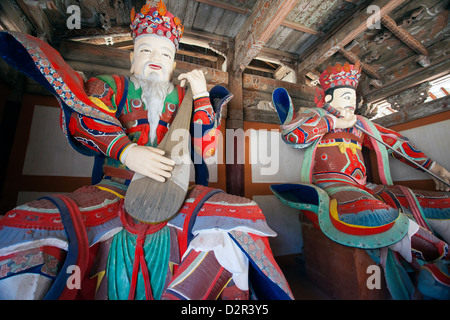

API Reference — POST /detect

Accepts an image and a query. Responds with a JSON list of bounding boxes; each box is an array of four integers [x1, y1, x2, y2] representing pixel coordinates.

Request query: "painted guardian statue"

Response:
[[0, 1, 293, 300], [271, 62, 450, 300]]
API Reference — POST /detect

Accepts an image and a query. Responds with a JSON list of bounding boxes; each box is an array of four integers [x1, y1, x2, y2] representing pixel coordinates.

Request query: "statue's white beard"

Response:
[[131, 73, 174, 145]]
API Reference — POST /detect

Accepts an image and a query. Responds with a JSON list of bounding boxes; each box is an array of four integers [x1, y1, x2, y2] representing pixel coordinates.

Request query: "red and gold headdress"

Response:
[[315, 62, 362, 108], [130, 0, 184, 51], [319, 61, 362, 92]]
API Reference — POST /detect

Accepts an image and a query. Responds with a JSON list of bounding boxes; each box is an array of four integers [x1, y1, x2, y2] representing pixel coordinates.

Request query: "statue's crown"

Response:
[[319, 62, 362, 92], [130, 0, 184, 51]]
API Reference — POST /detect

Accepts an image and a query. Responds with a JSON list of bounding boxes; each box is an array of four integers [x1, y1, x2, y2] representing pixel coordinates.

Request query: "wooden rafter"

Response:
[[297, 0, 407, 77], [15, 0, 53, 40], [58, 40, 131, 69], [233, 0, 297, 75], [183, 28, 232, 45], [0, 0, 34, 34], [258, 47, 298, 67], [177, 49, 218, 62], [339, 48, 381, 79], [246, 64, 274, 74], [193, 0, 320, 36], [381, 15, 429, 57], [194, 0, 252, 15], [279, 20, 323, 37], [374, 95, 450, 128], [364, 58, 450, 104]]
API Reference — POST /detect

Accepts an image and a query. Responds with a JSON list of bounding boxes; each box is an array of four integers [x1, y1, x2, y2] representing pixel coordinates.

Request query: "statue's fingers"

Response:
[[155, 154, 176, 166], [155, 162, 174, 173], [154, 167, 172, 179], [148, 147, 165, 155], [143, 170, 166, 183]]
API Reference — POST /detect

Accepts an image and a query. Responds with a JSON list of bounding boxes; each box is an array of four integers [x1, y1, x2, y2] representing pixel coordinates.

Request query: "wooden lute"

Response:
[[124, 87, 193, 223]]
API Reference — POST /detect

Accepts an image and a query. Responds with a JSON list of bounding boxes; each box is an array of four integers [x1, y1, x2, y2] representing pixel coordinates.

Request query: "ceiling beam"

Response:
[[279, 20, 323, 37], [339, 48, 381, 79], [233, 0, 297, 76], [193, 0, 251, 15], [183, 28, 232, 46], [297, 0, 407, 76], [54, 26, 130, 41], [58, 40, 131, 69], [381, 15, 429, 56], [258, 46, 298, 67], [177, 49, 219, 62], [0, 0, 34, 34], [15, 0, 53, 41], [245, 64, 274, 74], [364, 57, 450, 104], [373, 95, 450, 128], [194, 0, 320, 36]]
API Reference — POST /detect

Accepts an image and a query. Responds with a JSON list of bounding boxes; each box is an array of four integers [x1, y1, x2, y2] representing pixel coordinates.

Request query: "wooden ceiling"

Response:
[[0, 0, 449, 121]]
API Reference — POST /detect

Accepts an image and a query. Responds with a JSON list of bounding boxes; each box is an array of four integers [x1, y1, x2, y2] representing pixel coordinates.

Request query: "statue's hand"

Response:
[[430, 162, 450, 192], [178, 69, 207, 97], [333, 108, 357, 129], [123, 145, 175, 182]]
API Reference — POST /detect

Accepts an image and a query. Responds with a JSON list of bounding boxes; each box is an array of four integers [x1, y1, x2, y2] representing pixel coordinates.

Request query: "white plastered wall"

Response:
[[249, 129, 304, 256], [388, 119, 450, 183]]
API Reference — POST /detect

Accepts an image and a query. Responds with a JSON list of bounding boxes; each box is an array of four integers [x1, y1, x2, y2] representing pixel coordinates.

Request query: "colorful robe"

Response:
[[274, 89, 449, 251], [0, 31, 293, 300], [272, 87, 449, 299]]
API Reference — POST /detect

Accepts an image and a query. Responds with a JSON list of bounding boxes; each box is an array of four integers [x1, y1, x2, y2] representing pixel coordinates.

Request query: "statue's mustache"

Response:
[[142, 62, 167, 78]]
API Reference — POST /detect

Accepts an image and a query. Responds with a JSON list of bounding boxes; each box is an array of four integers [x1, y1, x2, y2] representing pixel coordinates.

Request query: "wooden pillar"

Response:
[[225, 70, 245, 197], [224, 0, 297, 196]]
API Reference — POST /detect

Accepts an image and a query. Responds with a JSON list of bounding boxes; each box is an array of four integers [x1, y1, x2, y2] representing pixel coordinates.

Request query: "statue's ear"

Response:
[[325, 94, 332, 103]]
